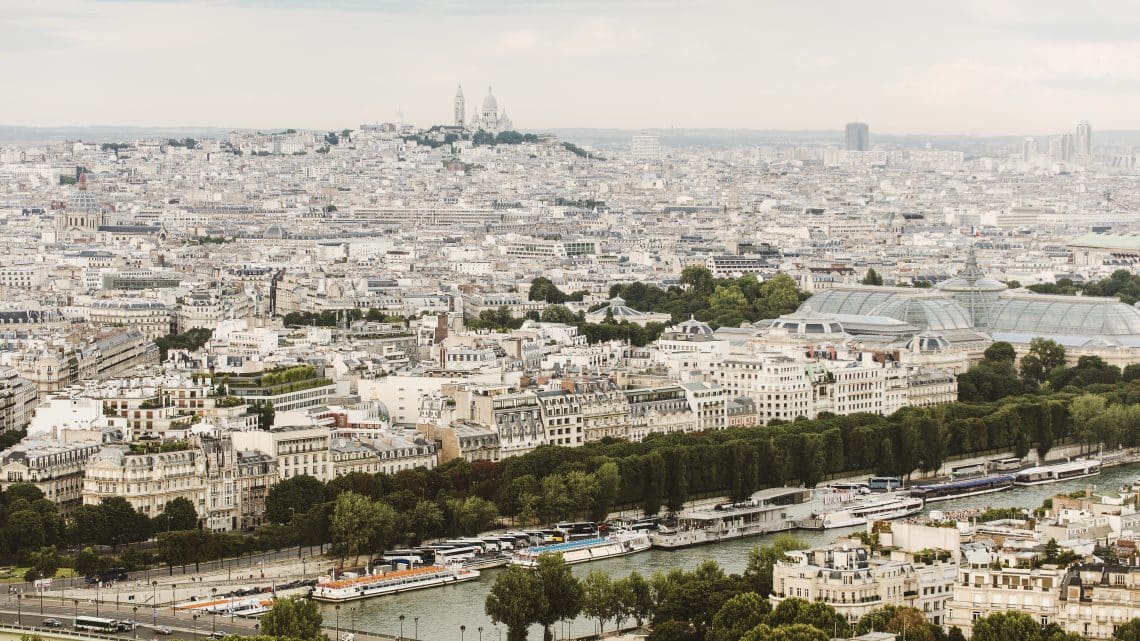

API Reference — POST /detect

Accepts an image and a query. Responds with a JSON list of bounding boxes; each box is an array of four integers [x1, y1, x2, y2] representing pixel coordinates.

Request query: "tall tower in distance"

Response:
[[845, 122, 870, 151], [454, 85, 465, 127], [1076, 120, 1092, 156]]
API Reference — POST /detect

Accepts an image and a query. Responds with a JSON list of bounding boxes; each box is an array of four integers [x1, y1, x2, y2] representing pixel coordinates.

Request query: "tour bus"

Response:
[[555, 522, 599, 540], [867, 476, 903, 491], [949, 462, 987, 479], [990, 457, 1023, 472], [74, 616, 126, 633], [435, 546, 482, 565]]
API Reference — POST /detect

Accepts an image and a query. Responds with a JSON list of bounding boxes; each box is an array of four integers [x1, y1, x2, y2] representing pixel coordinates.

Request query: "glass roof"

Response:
[[988, 293, 1140, 336]]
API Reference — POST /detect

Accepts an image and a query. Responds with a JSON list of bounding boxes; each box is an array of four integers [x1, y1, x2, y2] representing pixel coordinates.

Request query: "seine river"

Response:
[[324, 463, 1139, 641]]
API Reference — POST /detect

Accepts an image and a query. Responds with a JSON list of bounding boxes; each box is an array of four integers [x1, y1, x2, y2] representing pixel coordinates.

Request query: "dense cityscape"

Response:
[[8, 3, 1140, 641]]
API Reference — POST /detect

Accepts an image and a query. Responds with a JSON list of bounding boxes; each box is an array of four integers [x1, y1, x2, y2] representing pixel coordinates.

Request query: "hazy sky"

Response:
[[2, 0, 1139, 135]]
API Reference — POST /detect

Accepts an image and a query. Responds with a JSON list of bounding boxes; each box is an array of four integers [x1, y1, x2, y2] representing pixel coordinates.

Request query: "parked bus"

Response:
[[74, 616, 125, 633], [949, 462, 986, 478], [990, 457, 1023, 472], [867, 476, 903, 491], [435, 546, 482, 565], [556, 522, 599, 540]]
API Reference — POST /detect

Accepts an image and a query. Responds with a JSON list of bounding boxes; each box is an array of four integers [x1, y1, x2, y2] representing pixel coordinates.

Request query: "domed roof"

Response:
[[937, 247, 1006, 293], [263, 224, 287, 239], [989, 291, 1140, 336], [482, 87, 498, 112], [674, 316, 714, 337], [69, 189, 98, 213], [868, 294, 974, 332], [905, 332, 952, 353], [769, 304, 846, 335]]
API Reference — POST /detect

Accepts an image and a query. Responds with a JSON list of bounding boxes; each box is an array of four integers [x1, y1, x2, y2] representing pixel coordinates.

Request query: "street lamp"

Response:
[[335, 605, 341, 641], [211, 588, 218, 634], [152, 581, 159, 626], [414, 616, 419, 640], [350, 608, 356, 632], [96, 581, 101, 616], [193, 614, 200, 641], [73, 599, 78, 623], [461, 624, 466, 641], [15, 593, 21, 627], [479, 626, 483, 641], [133, 606, 139, 639], [171, 584, 178, 617], [399, 614, 405, 640]]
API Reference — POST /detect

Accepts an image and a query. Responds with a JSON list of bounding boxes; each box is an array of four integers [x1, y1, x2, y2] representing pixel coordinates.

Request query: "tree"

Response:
[[486, 566, 547, 641], [97, 497, 150, 548], [582, 570, 617, 633], [74, 547, 100, 577], [971, 612, 1043, 641], [534, 554, 584, 641], [407, 500, 444, 544], [709, 592, 770, 641], [330, 491, 382, 566], [615, 571, 654, 628], [742, 624, 829, 641], [983, 342, 1017, 364], [265, 475, 326, 524], [1114, 618, 1140, 641], [681, 266, 715, 296], [31, 546, 61, 579], [153, 497, 199, 532], [758, 274, 802, 318], [856, 606, 933, 641], [592, 461, 621, 521], [260, 596, 323, 641], [1021, 338, 1066, 383], [862, 268, 883, 286], [453, 496, 499, 535]]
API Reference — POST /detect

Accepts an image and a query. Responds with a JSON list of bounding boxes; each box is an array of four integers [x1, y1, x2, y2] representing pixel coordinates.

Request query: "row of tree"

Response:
[[281, 308, 406, 328], [609, 268, 804, 328], [1028, 269, 1140, 305]]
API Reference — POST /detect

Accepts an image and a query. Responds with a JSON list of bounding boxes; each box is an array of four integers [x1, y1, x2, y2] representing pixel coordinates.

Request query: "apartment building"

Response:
[[0, 440, 102, 506], [773, 535, 958, 626], [624, 385, 696, 441], [231, 424, 331, 481]]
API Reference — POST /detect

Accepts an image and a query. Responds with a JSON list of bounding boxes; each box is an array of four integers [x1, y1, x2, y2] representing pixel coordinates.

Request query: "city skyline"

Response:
[[3, 0, 1140, 134]]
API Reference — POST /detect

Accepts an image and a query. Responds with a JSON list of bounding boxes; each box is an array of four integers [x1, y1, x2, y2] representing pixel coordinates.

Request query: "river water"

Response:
[[325, 464, 1139, 641]]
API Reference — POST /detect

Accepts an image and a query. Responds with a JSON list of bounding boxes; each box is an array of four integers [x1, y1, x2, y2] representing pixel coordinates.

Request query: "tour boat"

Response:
[[801, 494, 924, 530], [509, 530, 650, 567], [311, 565, 480, 602], [649, 487, 813, 549], [908, 474, 1015, 503], [1013, 460, 1101, 486]]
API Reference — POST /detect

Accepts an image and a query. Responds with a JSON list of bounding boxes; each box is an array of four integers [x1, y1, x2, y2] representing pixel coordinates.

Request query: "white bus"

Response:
[[74, 616, 125, 633]]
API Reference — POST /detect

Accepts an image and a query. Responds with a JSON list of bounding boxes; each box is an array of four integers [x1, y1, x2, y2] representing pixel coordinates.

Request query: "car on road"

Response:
[[154, 626, 172, 635], [209, 632, 227, 638], [42, 618, 62, 628]]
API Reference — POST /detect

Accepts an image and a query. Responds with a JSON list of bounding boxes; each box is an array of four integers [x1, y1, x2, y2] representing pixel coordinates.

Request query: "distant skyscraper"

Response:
[[845, 122, 870, 151], [454, 85, 465, 127], [1023, 137, 1037, 162], [631, 134, 662, 160], [1076, 120, 1092, 156], [1061, 133, 1074, 161]]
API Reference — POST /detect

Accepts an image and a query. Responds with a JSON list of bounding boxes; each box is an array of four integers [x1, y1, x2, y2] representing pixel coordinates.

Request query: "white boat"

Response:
[[311, 565, 480, 602], [1013, 460, 1101, 486], [802, 494, 924, 529], [509, 531, 650, 567], [650, 487, 813, 549]]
